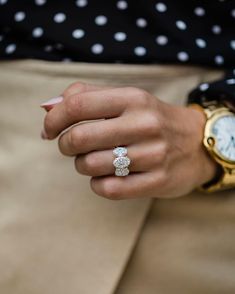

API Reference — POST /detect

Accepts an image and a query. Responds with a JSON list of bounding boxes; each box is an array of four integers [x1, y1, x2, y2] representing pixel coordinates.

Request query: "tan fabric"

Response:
[[0, 60, 233, 294], [115, 192, 235, 294]]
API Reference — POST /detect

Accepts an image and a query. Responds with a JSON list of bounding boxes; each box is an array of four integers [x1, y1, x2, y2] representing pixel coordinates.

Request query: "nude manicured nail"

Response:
[[40, 96, 63, 111]]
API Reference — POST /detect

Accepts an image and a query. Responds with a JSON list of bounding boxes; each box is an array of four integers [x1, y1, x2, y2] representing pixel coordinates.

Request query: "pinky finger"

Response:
[[90, 171, 159, 200]]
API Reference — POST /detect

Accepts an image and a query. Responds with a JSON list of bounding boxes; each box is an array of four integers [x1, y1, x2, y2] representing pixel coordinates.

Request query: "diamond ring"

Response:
[[113, 147, 131, 177]]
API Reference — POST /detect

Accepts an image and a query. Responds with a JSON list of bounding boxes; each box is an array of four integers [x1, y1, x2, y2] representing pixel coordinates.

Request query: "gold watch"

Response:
[[188, 100, 235, 193]]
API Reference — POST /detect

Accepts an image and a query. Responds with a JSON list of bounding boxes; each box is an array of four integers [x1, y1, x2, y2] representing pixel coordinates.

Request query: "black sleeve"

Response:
[[187, 69, 235, 107]]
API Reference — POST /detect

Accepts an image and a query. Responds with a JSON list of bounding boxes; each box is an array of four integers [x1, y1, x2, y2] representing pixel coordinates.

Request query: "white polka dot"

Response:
[[0, 35, 4, 42], [226, 78, 235, 85], [155, 35, 168, 45], [134, 46, 147, 56], [214, 55, 224, 65], [76, 0, 88, 7], [14, 11, 26, 22], [32, 27, 44, 38], [231, 9, 235, 18], [212, 25, 221, 34], [95, 15, 108, 26], [176, 20, 187, 30], [195, 38, 206, 48], [199, 83, 209, 91], [194, 7, 205, 16], [35, 0, 46, 5], [91, 43, 104, 54], [0, 0, 8, 4], [55, 43, 64, 50], [177, 51, 189, 62], [230, 40, 235, 50], [5, 44, 16, 54], [54, 13, 66, 23], [72, 29, 85, 39], [155, 2, 167, 12], [44, 45, 53, 52], [117, 1, 128, 10], [136, 18, 147, 28], [114, 32, 127, 41], [63, 57, 73, 63]]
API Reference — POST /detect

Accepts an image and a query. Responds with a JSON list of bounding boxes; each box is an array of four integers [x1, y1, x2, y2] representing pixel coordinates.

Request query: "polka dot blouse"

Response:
[[0, 0, 235, 106]]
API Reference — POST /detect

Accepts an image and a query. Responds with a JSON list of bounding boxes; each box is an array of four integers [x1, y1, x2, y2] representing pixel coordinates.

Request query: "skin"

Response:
[[41, 82, 219, 200]]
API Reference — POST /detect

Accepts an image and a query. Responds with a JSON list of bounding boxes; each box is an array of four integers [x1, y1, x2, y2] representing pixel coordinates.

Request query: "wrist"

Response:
[[187, 106, 222, 188]]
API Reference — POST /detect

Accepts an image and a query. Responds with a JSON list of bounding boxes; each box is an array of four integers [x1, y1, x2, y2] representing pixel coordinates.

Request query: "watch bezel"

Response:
[[203, 109, 235, 168]]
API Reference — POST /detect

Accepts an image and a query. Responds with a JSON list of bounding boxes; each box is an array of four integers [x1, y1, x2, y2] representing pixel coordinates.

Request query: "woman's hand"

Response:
[[41, 82, 219, 200]]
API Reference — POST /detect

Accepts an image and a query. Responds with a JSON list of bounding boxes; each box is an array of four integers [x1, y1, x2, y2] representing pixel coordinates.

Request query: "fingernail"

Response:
[[41, 128, 49, 140], [40, 96, 63, 111]]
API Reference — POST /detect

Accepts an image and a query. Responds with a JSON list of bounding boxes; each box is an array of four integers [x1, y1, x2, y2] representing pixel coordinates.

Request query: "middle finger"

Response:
[[58, 114, 151, 156]]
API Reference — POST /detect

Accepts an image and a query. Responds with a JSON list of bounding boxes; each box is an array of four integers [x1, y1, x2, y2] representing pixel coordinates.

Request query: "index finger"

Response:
[[41, 81, 112, 111], [44, 87, 131, 139]]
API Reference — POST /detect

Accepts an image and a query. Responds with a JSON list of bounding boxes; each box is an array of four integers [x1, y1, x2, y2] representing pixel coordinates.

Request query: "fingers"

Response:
[[74, 141, 166, 177], [44, 87, 132, 139], [57, 113, 160, 156], [90, 171, 157, 200], [58, 116, 135, 155]]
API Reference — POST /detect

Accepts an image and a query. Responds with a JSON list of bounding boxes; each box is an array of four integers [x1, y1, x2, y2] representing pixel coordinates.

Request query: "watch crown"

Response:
[[207, 137, 215, 147]]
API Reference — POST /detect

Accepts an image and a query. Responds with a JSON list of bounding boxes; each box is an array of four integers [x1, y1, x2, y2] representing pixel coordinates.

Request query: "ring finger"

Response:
[[74, 141, 164, 176]]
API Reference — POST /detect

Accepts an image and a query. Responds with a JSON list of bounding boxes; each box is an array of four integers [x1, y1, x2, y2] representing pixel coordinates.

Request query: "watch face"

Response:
[[211, 115, 235, 162]]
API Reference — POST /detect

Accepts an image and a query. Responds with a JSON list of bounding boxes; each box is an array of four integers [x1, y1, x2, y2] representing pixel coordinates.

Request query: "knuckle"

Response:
[[126, 87, 149, 105], [78, 131, 90, 148], [157, 142, 169, 162], [102, 180, 122, 200], [68, 128, 83, 151], [155, 170, 168, 188], [152, 112, 164, 133], [65, 94, 84, 118], [63, 81, 87, 97], [69, 127, 89, 153], [124, 86, 149, 106], [147, 114, 159, 134], [83, 154, 99, 173], [138, 113, 161, 136]]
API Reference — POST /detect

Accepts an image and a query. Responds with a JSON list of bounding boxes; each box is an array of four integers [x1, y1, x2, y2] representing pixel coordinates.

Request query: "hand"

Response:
[[41, 82, 219, 200]]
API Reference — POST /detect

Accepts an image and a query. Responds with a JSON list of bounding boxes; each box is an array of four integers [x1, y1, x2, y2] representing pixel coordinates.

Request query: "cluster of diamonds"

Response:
[[113, 156, 130, 168], [113, 147, 128, 157], [113, 147, 130, 177], [115, 168, 130, 177]]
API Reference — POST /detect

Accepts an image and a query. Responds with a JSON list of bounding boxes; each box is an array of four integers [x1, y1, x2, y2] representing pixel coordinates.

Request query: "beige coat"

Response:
[[0, 60, 234, 294]]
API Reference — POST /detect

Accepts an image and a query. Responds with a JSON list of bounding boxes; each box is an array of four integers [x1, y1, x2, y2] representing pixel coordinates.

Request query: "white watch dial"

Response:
[[212, 115, 235, 162]]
